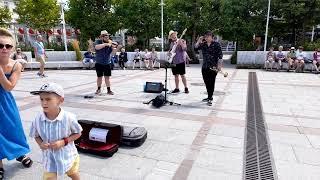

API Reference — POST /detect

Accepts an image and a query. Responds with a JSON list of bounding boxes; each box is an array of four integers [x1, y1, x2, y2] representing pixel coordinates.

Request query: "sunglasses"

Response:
[[0, 43, 13, 49]]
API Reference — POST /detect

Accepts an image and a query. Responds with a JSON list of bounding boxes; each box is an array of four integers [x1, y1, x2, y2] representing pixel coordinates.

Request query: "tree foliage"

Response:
[[67, 0, 320, 49], [113, 0, 161, 48], [0, 6, 12, 27], [15, 0, 60, 31], [66, 0, 119, 41]]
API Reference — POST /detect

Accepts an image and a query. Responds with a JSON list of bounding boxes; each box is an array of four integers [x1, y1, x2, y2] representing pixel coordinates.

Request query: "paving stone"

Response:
[[187, 166, 241, 180], [7, 65, 320, 179]]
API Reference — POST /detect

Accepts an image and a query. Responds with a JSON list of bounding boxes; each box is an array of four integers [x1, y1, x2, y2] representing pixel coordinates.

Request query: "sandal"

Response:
[[16, 155, 33, 168], [0, 167, 4, 180]]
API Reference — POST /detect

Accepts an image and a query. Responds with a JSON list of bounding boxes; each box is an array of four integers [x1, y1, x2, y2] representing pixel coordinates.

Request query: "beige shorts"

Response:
[[36, 56, 46, 65], [43, 155, 80, 180]]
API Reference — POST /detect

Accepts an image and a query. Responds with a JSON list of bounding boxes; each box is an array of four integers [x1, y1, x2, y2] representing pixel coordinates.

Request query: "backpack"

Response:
[[152, 94, 165, 108]]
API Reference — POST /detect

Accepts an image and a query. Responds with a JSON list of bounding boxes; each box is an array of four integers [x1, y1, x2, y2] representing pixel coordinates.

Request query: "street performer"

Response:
[[168, 30, 189, 94], [194, 31, 223, 106], [94, 30, 114, 95]]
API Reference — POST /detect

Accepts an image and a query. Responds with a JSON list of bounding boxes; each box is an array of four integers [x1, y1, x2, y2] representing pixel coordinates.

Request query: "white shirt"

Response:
[[296, 51, 306, 60], [29, 109, 82, 175]]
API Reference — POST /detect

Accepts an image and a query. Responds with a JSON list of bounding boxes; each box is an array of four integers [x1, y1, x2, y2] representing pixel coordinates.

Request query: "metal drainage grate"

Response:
[[243, 72, 277, 180]]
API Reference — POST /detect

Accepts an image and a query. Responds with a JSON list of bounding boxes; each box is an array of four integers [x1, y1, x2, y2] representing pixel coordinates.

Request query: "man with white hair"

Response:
[[295, 46, 306, 72], [275, 46, 285, 71]]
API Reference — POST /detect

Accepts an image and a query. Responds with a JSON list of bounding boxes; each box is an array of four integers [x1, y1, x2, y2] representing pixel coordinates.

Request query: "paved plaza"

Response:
[[3, 62, 320, 180]]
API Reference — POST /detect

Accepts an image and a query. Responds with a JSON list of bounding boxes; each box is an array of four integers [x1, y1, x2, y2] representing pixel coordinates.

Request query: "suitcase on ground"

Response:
[[121, 126, 147, 147], [75, 120, 122, 157]]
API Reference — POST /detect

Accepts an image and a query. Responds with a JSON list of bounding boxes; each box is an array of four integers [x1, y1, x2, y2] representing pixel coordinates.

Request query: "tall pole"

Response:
[[160, 0, 164, 52], [264, 0, 271, 52], [60, 2, 68, 52], [311, 26, 315, 42]]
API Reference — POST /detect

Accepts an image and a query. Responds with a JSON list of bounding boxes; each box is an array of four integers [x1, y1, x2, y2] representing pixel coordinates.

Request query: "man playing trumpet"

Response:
[[194, 31, 223, 106]]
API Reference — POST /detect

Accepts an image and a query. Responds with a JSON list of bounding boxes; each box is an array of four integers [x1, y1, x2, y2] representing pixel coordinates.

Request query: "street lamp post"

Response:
[[160, 0, 164, 52], [264, 0, 271, 52], [60, 2, 68, 52]]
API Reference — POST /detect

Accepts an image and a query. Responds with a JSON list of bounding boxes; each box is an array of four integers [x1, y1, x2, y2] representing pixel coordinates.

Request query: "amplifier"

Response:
[[144, 82, 163, 93]]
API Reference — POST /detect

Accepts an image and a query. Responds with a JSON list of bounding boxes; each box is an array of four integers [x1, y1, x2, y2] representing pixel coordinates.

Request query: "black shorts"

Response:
[[95, 63, 111, 77], [172, 62, 186, 75]]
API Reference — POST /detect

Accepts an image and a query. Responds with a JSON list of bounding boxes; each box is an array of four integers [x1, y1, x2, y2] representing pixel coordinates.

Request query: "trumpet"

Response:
[[210, 66, 228, 77]]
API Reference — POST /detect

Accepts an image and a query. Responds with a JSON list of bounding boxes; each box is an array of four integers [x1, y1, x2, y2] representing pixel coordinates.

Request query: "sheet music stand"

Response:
[[143, 58, 181, 106], [156, 59, 181, 106]]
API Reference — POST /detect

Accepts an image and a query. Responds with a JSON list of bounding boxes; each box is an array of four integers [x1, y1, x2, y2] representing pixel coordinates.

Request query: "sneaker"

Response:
[[184, 88, 189, 94], [202, 97, 212, 102], [41, 74, 47, 78], [95, 89, 101, 95], [207, 100, 212, 106], [107, 91, 114, 95], [171, 89, 180, 93], [202, 98, 210, 102]]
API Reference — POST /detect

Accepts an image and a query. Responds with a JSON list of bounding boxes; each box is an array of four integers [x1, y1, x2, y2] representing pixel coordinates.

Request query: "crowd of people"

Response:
[[264, 46, 320, 73], [0, 27, 224, 179]]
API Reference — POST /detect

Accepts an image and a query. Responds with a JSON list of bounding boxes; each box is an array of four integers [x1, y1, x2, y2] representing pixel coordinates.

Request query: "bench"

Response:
[[237, 51, 317, 72]]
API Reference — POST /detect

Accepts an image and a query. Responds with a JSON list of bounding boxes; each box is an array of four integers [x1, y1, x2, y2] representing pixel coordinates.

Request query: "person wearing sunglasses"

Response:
[[0, 28, 33, 180], [33, 35, 47, 77], [11, 48, 28, 72]]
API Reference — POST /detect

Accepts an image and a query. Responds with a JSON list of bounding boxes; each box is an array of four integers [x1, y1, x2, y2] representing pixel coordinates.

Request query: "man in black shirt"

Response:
[[194, 31, 223, 106]]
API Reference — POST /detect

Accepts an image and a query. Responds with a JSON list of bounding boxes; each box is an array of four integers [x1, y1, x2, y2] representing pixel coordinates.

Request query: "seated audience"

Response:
[[264, 47, 275, 71], [295, 46, 306, 72], [118, 47, 128, 70], [12, 48, 28, 71], [275, 46, 286, 71], [143, 49, 151, 69], [132, 48, 142, 69], [82, 48, 95, 69], [286, 47, 296, 72], [313, 48, 320, 73], [150, 48, 159, 69], [110, 41, 119, 70]]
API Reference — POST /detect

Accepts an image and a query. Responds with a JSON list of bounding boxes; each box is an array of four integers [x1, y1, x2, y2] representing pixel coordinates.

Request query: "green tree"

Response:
[[218, 0, 267, 50], [165, 0, 221, 45], [66, 0, 119, 48], [113, 0, 161, 49], [15, 0, 60, 31], [0, 6, 12, 27], [272, 0, 320, 45]]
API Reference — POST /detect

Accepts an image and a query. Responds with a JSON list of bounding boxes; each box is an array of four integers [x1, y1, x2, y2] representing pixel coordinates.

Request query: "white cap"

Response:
[[30, 82, 64, 98]]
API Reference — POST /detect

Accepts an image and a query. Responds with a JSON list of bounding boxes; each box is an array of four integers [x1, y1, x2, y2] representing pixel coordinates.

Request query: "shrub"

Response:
[[231, 51, 237, 64], [71, 40, 82, 61], [303, 40, 320, 51]]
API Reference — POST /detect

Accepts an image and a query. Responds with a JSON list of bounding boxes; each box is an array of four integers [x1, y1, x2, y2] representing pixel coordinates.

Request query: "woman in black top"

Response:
[[194, 31, 223, 106]]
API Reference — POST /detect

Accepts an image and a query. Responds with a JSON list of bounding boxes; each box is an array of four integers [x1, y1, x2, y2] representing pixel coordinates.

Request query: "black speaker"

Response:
[[144, 82, 163, 93]]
